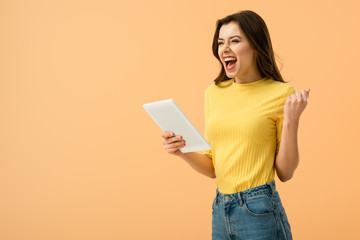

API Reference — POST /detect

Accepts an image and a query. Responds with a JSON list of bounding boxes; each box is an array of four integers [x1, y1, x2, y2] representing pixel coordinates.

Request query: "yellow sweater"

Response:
[[203, 77, 296, 194]]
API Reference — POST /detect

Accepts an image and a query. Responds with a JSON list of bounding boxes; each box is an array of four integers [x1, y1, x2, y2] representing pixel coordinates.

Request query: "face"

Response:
[[217, 22, 257, 79]]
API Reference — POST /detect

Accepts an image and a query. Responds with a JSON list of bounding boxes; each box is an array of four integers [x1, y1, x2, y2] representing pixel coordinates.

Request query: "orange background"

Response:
[[1, 0, 359, 239]]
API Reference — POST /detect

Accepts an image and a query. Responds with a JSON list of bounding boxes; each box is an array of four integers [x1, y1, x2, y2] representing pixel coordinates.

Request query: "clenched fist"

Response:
[[284, 89, 310, 123]]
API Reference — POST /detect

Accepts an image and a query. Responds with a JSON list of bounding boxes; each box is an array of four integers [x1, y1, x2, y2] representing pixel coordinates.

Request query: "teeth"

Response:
[[224, 57, 236, 62]]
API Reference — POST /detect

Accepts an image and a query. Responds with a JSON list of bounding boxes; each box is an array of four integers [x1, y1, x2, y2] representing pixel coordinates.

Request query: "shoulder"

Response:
[[205, 83, 215, 91], [284, 82, 297, 95], [204, 82, 216, 96], [205, 79, 232, 93], [268, 79, 297, 96]]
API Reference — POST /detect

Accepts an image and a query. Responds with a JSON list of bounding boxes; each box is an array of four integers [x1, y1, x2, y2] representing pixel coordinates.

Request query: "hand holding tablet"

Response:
[[142, 99, 212, 153], [161, 131, 186, 156]]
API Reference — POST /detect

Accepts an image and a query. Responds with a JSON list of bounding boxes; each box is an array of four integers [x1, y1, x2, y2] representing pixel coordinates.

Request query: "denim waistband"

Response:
[[215, 180, 277, 205]]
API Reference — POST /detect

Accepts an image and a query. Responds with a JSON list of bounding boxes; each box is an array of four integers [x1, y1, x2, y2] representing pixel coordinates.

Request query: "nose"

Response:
[[223, 46, 231, 55], [223, 43, 231, 52]]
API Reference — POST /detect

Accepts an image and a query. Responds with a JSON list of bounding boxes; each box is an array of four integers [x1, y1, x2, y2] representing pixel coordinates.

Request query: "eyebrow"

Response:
[[218, 35, 241, 41]]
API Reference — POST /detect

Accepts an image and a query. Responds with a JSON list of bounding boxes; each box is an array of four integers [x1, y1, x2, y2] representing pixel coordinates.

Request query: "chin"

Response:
[[226, 75, 234, 79], [226, 72, 237, 78], [224, 65, 239, 78]]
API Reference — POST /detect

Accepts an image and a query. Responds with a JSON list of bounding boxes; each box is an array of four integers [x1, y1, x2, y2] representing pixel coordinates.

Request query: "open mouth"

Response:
[[225, 59, 237, 69]]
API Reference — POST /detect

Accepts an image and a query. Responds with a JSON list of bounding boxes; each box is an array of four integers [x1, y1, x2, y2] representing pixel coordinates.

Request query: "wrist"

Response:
[[176, 151, 185, 158], [283, 119, 299, 131], [284, 118, 299, 125]]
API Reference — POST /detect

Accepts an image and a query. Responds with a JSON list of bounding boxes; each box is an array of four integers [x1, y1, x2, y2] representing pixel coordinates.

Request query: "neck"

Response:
[[234, 69, 263, 84]]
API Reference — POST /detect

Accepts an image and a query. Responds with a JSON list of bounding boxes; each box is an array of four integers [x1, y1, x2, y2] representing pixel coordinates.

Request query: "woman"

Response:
[[161, 10, 309, 240]]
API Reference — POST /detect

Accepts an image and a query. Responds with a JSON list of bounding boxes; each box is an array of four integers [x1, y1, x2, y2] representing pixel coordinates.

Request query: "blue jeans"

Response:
[[212, 180, 292, 240]]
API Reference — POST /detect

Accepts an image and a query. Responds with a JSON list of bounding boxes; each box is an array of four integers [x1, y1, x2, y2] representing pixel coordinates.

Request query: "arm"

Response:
[[275, 120, 299, 182], [178, 152, 216, 179], [275, 88, 310, 182]]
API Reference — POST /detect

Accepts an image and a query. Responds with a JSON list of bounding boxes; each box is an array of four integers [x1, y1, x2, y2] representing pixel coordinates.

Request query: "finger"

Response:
[[172, 140, 185, 148], [286, 95, 292, 103], [299, 90, 308, 103], [166, 135, 182, 144], [295, 91, 303, 102], [165, 145, 179, 153], [291, 92, 298, 102], [167, 141, 185, 151], [162, 131, 174, 139], [303, 89, 310, 102], [167, 146, 182, 154]]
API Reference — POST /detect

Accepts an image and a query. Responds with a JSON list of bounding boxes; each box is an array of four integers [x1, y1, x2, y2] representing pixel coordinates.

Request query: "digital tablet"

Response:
[[142, 99, 211, 153]]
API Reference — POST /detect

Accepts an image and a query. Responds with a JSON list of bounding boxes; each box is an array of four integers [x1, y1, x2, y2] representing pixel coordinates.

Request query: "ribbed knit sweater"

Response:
[[203, 77, 296, 194]]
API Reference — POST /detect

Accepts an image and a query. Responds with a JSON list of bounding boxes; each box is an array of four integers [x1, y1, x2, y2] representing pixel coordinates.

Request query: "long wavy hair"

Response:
[[212, 10, 288, 85]]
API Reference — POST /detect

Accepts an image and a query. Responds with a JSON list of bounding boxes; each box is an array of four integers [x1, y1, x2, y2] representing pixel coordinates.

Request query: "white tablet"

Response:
[[142, 99, 211, 153]]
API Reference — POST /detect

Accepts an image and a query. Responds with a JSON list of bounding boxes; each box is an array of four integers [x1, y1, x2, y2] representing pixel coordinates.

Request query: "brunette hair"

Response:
[[212, 10, 288, 85]]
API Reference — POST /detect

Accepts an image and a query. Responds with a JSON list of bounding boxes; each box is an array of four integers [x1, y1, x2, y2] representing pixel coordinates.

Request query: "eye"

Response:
[[217, 40, 239, 45]]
